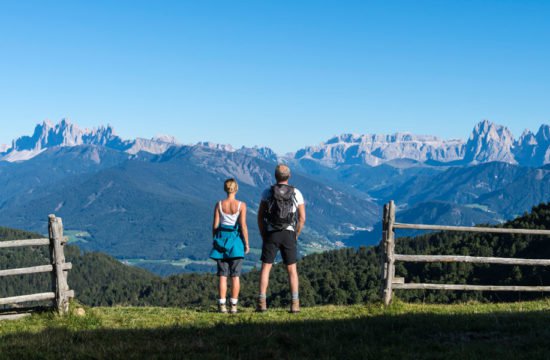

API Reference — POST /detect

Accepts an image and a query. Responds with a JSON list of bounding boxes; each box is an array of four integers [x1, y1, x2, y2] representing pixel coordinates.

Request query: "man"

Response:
[[257, 164, 306, 313]]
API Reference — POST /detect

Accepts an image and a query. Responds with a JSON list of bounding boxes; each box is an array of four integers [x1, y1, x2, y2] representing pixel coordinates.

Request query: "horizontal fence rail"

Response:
[[393, 222, 550, 236], [0, 215, 74, 319], [0, 263, 72, 278], [393, 254, 550, 266], [0, 292, 56, 306], [381, 201, 550, 306], [0, 238, 50, 249], [392, 284, 550, 292]]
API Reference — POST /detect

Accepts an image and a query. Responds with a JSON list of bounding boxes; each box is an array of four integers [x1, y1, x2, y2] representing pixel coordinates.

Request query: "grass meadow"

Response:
[[1, 300, 550, 359]]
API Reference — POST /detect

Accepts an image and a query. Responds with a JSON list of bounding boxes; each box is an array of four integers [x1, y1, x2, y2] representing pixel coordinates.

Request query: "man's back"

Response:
[[261, 185, 304, 232]]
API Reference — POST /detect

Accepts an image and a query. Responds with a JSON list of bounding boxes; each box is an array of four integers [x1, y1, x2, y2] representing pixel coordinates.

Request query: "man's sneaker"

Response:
[[218, 303, 228, 313], [290, 299, 300, 313], [256, 297, 267, 312], [230, 303, 238, 314]]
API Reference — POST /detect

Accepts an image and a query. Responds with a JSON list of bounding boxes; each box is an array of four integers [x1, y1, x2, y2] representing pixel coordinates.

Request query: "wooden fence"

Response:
[[0, 215, 74, 319], [381, 200, 550, 306]]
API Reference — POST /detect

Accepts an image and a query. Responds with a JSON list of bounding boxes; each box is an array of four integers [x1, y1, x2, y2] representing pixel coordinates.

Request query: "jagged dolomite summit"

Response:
[[0, 119, 180, 161]]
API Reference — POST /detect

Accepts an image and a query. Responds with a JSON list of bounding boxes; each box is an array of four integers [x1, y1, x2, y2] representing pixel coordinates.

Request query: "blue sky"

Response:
[[0, 0, 549, 153]]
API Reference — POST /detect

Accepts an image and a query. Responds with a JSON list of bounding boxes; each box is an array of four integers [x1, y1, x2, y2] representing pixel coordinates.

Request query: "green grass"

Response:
[[2, 300, 550, 359]]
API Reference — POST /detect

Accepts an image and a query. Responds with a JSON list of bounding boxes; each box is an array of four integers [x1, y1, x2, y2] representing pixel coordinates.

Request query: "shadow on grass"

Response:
[[1, 310, 549, 360]]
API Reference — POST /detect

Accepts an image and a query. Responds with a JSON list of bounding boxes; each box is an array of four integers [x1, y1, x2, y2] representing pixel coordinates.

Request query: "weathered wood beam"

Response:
[[0, 313, 32, 321], [0, 238, 50, 249], [0, 263, 72, 278], [393, 223, 550, 236], [49, 215, 71, 315], [393, 283, 550, 292], [394, 254, 550, 266], [383, 201, 396, 306], [0, 292, 55, 306]]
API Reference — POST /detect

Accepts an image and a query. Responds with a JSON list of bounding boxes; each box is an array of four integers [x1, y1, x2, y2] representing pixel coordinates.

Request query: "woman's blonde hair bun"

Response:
[[224, 178, 239, 194]]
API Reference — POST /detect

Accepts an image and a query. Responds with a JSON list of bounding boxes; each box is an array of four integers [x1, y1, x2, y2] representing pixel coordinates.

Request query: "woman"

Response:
[[210, 178, 250, 313]]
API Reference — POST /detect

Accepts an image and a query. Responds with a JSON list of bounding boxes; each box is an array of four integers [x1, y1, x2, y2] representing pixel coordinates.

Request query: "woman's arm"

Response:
[[212, 203, 220, 237], [239, 202, 250, 254]]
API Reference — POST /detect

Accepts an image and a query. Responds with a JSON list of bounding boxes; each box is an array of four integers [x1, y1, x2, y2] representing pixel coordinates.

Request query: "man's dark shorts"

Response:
[[261, 230, 297, 265], [216, 258, 243, 277]]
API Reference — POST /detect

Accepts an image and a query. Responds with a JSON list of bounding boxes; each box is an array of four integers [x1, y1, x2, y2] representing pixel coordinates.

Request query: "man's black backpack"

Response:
[[264, 184, 297, 231]]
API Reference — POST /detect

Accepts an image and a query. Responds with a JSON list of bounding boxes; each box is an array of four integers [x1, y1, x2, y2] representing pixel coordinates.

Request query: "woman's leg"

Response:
[[219, 276, 228, 299], [231, 276, 240, 299]]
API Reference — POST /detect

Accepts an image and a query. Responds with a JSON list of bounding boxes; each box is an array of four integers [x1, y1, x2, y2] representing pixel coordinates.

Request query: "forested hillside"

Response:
[[2, 202, 550, 307]]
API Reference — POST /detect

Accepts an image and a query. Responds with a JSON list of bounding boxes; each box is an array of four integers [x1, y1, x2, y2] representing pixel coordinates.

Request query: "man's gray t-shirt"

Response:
[[261, 186, 305, 232]]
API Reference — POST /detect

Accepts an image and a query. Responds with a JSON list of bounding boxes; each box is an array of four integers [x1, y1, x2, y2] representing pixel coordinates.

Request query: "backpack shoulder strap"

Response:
[[267, 185, 276, 200]]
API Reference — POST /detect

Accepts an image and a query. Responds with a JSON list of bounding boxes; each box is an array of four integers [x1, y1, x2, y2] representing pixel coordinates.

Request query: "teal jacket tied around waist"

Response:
[[210, 224, 245, 260]]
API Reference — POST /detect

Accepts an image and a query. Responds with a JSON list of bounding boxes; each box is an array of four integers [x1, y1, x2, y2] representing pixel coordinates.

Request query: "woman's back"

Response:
[[219, 199, 242, 226]]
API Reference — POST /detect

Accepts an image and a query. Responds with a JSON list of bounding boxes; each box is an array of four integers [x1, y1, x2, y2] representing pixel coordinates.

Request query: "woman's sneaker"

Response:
[[218, 303, 228, 313], [256, 297, 267, 312], [230, 303, 238, 314], [290, 299, 300, 313]]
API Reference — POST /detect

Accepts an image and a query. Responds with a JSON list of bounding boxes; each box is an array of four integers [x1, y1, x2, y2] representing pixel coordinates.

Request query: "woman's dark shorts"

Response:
[[261, 230, 297, 265], [216, 258, 243, 277]]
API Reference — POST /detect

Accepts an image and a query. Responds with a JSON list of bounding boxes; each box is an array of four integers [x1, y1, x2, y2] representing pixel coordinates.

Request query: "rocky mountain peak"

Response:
[[536, 124, 550, 143], [10, 118, 120, 152], [197, 142, 235, 152], [236, 146, 279, 163], [152, 135, 179, 144], [1, 119, 172, 161], [518, 129, 536, 146], [463, 120, 516, 164]]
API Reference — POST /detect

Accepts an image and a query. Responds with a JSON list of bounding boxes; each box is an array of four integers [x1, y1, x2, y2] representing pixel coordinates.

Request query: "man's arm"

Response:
[[295, 204, 306, 240], [257, 201, 267, 241]]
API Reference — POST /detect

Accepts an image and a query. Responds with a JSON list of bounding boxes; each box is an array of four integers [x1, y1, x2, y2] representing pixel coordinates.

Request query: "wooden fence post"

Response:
[[48, 215, 70, 315], [383, 201, 396, 306], [380, 203, 389, 300]]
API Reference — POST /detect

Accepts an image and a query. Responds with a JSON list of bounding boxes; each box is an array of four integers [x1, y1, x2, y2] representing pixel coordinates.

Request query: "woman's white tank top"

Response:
[[219, 201, 241, 226]]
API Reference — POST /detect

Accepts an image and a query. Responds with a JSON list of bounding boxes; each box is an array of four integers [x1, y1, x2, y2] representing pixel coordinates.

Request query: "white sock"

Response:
[[230, 298, 238, 305], [218, 299, 226, 305]]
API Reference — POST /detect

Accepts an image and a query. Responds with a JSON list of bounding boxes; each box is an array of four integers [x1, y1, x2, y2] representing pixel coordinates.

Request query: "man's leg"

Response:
[[256, 262, 272, 312], [286, 263, 300, 297], [287, 264, 300, 313], [259, 262, 272, 295], [287, 263, 299, 295], [279, 231, 299, 302]]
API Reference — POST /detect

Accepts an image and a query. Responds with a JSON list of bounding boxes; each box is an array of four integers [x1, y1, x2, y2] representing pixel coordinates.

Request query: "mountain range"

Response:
[[1, 119, 550, 275], [2, 119, 550, 167], [293, 120, 550, 167]]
